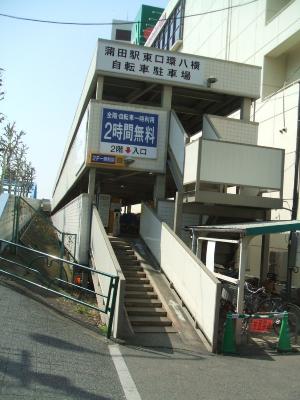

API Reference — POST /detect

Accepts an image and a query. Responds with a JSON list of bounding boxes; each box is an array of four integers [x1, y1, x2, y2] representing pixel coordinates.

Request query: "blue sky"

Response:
[[0, 0, 167, 198]]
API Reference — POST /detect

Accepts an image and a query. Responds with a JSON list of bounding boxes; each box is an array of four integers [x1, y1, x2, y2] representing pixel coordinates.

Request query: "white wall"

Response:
[[90, 207, 131, 338], [52, 107, 88, 210], [51, 194, 90, 264], [169, 111, 187, 174], [204, 115, 258, 145], [200, 139, 283, 190], [140, 203, 221, 351], [183, 140, 198, 184]]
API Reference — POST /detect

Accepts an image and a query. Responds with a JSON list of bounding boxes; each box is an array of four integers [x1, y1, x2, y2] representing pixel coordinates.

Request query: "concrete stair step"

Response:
[[126, 284, 153, 292], [133, 326, 177, 333], [127, 307, 167, 317], [126, 278, 150, 285], [125, 291, 158, 299], [114, 249, 135, 255], [125, 299, 162, 308], [111, 242, 131, 248], [129, 316, 172, 327], [119, 259, 141, 266], [122, 265, 143, 272], [123, 271, 146, 278], [116, 255, 138, 262]]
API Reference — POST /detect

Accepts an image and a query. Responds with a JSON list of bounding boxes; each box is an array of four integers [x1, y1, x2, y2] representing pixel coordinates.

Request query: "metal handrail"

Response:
[[0, 239, 119, 338]]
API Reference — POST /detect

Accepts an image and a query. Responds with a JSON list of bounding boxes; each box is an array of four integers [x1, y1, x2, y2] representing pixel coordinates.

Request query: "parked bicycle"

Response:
[[243, 281, 300, 342], [220, 279, 300, 344]]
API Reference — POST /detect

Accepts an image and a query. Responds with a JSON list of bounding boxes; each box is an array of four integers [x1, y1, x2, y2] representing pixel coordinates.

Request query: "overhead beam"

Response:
[[127, 84, 157, 103]]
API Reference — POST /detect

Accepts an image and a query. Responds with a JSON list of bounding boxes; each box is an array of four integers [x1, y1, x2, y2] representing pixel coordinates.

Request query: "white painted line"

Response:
[[169, 300, 186, 321], [109, 344, 142, 400]]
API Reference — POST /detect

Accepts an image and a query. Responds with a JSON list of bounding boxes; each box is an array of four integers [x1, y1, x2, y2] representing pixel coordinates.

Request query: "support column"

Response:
[[88, 168, 96, 202], [236, 238, 249, 314], [236, 237, 249, 344], [162, 85, 172, 109], [153, 174, 166, 208], [260, 209, 271, 284], [174, 191, 183, 235], [81, 167, 97, 284], [96, 76, 104, 101], [240, 97, 252, 121]]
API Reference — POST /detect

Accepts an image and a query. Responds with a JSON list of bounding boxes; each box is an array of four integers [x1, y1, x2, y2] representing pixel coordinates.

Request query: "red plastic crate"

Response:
[[249, 318, 273, 333]]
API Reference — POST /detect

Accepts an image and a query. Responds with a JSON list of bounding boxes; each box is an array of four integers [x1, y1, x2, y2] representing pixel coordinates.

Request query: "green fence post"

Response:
[[222, 312, 237, 354], [59, 232, 65, 279], [15, 196, 20, 244], [107, 276, 119, 339], [12, 196, 17, 243], [278, 311, 292, 352]]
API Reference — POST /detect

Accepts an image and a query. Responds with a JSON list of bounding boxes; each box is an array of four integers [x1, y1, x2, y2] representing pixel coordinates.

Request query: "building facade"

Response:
[[146, 0, 300, 289]]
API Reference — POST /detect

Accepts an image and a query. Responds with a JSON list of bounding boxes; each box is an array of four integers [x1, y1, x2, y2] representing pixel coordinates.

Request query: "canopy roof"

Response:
[[186, 220, 300, 237]]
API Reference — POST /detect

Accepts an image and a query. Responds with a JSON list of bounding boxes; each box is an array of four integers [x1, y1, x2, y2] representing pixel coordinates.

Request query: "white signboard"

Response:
[[100, 107, 159, 159], [97, 39, 205, 88]]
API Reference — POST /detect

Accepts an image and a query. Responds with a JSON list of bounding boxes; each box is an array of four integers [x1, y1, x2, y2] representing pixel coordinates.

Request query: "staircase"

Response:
[[110, 237, 174, 333]]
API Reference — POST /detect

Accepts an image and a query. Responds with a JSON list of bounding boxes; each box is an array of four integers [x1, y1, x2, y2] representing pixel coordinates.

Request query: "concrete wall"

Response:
[[0, 195, 41, 242], [90, 207, 132, 338], [140, 203, 221, 351], [52, 108, 88, 211], [0, 194, 15, 241], [52, 194, 90, 264]]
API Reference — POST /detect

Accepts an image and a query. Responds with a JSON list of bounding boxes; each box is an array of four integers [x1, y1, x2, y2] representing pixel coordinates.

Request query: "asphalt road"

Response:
[[1, 276, 300, 400]]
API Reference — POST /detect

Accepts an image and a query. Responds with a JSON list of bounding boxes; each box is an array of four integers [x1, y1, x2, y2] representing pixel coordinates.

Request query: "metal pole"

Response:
[[59, 232, 65, 279], [291, 82, 300, 221], [107, 276, 119, 339], [287, 82, 300, 299]]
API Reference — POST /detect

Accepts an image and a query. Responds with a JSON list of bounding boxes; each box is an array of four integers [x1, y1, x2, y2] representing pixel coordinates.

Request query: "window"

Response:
[[265, 0, 295, 24], [152, 0, 185, 50], [115, 29, 131, 41]]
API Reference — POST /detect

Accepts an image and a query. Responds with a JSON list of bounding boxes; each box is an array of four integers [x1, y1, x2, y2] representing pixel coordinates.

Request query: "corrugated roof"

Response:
[[186, 220, 300, 237]]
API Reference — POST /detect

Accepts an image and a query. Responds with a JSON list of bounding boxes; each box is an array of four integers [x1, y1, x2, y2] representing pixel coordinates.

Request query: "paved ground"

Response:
[[0, 278, 126, 400], [1, 275, 300, 400]]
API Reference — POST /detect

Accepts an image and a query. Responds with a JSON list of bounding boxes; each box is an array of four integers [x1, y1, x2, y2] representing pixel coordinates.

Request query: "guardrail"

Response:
[[0, 239, 119, 338]]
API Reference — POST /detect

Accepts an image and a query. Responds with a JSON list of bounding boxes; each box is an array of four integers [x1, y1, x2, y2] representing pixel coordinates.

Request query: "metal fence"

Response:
[[0, 239, 119, 338]]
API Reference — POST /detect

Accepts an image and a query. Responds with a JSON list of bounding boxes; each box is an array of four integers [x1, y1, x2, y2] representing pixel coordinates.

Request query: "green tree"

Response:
[[0, 123, 35, 195], [0, 70, 36, 197]]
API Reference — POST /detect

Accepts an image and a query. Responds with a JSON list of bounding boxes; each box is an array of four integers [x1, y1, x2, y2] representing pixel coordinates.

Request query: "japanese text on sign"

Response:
[[97, 40, 204, 87], [100, 108, 159, 159]]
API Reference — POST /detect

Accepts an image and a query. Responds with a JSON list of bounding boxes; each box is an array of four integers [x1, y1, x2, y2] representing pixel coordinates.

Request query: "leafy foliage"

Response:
[[0, 122, 36, 196], [0, 69, 36, 196]]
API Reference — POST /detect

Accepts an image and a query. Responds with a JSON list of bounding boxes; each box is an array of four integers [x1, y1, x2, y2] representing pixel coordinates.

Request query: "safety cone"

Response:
[[277, 311, 292, 352], [222, 312, 237, 354]]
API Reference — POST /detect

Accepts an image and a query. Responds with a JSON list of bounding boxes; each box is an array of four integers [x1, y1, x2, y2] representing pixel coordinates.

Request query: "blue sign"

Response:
[[91, 154, 116, 164], [100, 108, 159, 159]]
